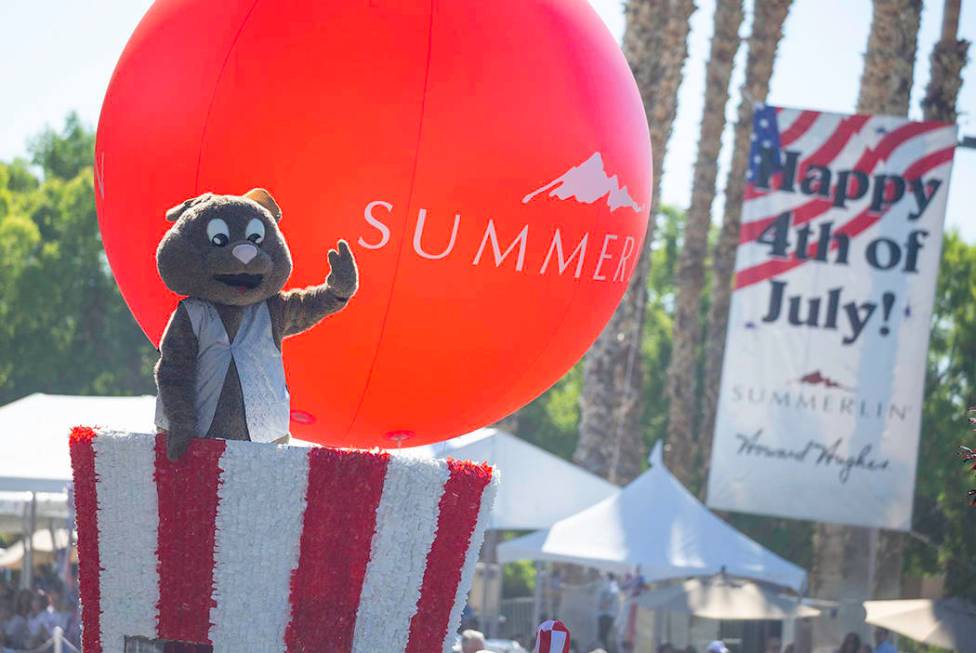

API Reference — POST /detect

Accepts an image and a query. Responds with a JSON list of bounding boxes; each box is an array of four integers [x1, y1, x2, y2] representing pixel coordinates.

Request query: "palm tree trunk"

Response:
[[664, 0, 745, 489], [809, 526, 876, 635], [575, 0, 696, 484], [811, 1, 923, 644], [921, 0, 969, 122], [857, 0, 923, 116], [700, 0, 793, 480]]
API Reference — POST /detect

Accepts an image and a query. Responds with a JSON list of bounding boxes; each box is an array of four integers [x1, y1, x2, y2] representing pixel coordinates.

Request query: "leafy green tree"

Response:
[[0, 116, 155, 403], [28, 112, 96, 182], [904, 232, 976, 600]]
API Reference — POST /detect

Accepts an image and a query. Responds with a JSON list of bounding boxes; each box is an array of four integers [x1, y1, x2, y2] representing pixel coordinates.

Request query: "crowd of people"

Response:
[[0, 574, 80, 652], [837, 627, 898, 653], [1, 570, 902, 653], [459, 628, 612, 653]]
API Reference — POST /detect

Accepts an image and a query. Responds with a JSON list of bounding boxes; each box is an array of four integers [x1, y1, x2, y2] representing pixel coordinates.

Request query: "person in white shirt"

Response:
[[597, 573, 620, 650]]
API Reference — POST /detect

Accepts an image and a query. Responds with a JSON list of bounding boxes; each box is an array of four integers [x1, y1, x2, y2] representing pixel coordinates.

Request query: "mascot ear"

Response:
[[165, 193, 214, 222], [244, 188, 282, 222]]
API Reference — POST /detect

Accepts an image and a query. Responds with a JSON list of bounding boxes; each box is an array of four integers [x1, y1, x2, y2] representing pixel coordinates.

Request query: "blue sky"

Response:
[[1, 0, 973, 239]]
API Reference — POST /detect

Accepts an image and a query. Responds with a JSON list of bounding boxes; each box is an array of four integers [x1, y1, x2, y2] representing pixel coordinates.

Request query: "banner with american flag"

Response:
[[706, 104, 957, 530]]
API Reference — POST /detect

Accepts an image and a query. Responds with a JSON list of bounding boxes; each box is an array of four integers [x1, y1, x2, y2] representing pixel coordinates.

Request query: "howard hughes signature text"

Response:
[[734, 429, 890, 483]]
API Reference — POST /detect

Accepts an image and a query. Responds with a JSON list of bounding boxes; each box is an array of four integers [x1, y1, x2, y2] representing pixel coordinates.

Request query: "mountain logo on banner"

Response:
[[523, 152, 643, 213], [796, 370, 853, 392]]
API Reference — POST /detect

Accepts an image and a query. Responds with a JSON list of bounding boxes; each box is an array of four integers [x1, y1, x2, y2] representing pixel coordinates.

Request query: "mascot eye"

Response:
[[206, 218, 230, 247], [246, 218, 266, 244]]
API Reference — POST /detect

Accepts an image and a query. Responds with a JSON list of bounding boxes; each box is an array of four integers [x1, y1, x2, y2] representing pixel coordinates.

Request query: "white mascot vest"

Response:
[[155, 298, 290, 442]]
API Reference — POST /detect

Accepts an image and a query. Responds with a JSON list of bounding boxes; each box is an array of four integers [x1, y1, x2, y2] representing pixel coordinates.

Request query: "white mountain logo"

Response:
[[522, 152, 643, 213]]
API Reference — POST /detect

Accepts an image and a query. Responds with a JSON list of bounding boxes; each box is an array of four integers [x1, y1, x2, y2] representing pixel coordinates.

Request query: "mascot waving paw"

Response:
[[153, 188, 357, 460]]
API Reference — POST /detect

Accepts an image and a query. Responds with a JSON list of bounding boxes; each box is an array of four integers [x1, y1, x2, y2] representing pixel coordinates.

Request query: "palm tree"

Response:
[[575, 0, 696, 484], [664, 0, 745, 488], [921, 0, 969, 122], [810, 0, 924, 640], [700, 0, 794, 478], [858, 0, 923, 116]]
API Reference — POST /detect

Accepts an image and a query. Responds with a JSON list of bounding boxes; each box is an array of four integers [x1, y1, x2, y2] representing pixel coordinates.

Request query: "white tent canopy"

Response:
[[0, 529, 74, 569], [636, 576, 820, 620], [0, 491, 69, 532], [0, 396, 616, 532], [399, 428, 618, 530], [865, 598, 976, 652], [498, 442, 807, 592], [0, 393, 156, 492]]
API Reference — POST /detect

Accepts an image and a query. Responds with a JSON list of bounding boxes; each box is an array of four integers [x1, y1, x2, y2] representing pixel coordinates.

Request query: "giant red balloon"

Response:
[[96, 0, 652, 448]]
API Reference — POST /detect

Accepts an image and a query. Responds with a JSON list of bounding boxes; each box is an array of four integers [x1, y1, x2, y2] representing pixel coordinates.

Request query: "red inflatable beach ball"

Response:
[[96, 0, 652, 448]]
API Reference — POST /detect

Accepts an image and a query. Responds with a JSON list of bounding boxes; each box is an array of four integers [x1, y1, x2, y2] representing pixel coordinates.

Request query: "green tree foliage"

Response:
[[904, 232, 976, 600], [28, 113, 96, 182], [0, 114, 156, 403], [502, 558, 536, 598], [639, 205, 684, 455]]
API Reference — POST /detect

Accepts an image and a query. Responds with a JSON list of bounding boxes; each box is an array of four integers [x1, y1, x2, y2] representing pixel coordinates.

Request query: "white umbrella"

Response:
[[0, 529, 74, 569], [865, 598, 976, 653], [636, 576, 820, 620]]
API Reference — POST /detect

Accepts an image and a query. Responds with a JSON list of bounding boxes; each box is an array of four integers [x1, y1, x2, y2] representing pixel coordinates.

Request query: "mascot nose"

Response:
[[232, 243, 258, 264]]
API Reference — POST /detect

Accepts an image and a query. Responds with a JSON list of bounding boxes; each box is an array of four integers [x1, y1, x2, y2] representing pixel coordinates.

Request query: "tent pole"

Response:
[[19, 502, 28, 589], [532, 561, 544, 629], [24, 492, 36, 589], [784, 615, 796, 649], [482, 537, 490, 636], [48, 518, 58, 584], [480, 529, 497, 636], [654, 608, 662, 649]]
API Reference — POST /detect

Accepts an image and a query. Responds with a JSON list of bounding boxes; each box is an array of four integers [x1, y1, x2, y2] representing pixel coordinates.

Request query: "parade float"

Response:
[[71, 0, 653, 650]]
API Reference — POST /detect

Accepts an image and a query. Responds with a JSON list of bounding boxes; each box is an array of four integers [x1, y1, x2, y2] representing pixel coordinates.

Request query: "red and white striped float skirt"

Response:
[[69, 428, 497, 653]]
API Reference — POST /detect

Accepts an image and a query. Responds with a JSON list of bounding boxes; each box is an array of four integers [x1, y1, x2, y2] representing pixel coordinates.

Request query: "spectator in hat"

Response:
[[707, 640, 730, 653], [461, 629, 487, 653]]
